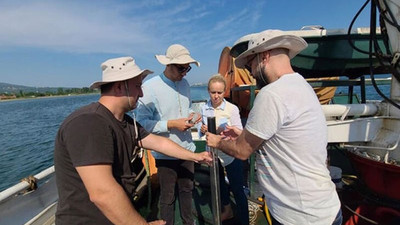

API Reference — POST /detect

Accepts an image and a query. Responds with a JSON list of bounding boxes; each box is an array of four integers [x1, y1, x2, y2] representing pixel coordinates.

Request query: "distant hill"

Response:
[[0, 82, 75, 94], [191, 83, 207, 87], [0, 82, 207, 94]]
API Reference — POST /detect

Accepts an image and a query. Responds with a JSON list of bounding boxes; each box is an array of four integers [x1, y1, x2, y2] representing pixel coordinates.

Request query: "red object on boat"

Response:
[[347, 151, 400, 200], [344, 204, 400, 225]]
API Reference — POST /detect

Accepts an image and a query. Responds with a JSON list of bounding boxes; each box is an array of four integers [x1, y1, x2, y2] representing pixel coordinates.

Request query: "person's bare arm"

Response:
[[167, 117, 194, 132], [141, 133, 212, 164], [206, 128, 263, 160], [76, 165, 166, 225]]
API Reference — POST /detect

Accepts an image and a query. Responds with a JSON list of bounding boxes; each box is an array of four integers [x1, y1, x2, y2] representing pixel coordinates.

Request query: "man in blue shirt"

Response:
[[134, 44, 201, 225]]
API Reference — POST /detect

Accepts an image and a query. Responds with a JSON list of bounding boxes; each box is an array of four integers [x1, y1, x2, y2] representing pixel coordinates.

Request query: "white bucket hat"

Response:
[[90, 56, 153, 89], [230, 32, 257, 58], [235, 29, 308, 68], [155, 44, 200, 67]]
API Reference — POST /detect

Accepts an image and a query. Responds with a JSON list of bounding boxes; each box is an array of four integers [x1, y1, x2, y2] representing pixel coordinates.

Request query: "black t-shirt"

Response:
[[54, 102, 149, 225]]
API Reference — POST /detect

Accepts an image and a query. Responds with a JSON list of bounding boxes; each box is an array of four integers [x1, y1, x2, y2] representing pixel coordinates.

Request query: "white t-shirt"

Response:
[[245, 73, 340, 225]]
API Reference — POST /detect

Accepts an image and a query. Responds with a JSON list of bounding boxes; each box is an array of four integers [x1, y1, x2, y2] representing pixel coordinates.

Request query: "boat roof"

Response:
[[286, 26, 381, 37], [289, 27, 391, 78]]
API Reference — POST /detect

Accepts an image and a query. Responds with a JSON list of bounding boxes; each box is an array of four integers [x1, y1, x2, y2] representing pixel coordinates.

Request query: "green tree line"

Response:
[[1, 87, 98, 99]]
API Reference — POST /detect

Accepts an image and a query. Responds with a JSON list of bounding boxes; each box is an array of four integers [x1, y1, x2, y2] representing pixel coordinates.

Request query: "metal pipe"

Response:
[[322, 104, 379, 119], [0, 166, 55, 202], [207, 116, 221, 225]]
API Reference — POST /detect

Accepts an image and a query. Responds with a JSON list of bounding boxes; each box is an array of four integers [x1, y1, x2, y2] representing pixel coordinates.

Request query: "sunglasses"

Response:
[[174, 64, 192, 73]]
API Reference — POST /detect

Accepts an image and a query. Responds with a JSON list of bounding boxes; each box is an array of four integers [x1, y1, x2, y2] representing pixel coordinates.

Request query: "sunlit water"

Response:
[[0, 84, 390, 191]]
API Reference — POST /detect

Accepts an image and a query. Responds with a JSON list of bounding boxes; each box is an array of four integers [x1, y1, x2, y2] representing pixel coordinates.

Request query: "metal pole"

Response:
[[0, 166, 55, 202], [249, 86, 256, 197], [207, 116, 221, 225]]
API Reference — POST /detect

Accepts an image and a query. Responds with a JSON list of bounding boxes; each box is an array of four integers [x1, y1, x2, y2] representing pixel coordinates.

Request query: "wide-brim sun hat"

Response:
[[155, 44, 200, 67], [234, 29, 308, 69], [230, 32, 258, 58], [90, 56, 153, 89]]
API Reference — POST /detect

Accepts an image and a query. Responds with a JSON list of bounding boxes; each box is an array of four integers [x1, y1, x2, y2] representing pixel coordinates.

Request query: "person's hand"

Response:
[[200, 124, 208, 134], [169, 118, 194, 131], [195, 151, 213, 166], [221, 125, 242, 140], [188, 112, 202, 125], [148, 220, 166, 225], [205, 132, 223, 149]]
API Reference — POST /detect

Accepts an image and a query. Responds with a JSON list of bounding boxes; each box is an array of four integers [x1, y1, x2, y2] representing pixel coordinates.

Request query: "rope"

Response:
[[20, 175, 37, 192], [248, 200, 262, 225], [344, 204, 379, 224]]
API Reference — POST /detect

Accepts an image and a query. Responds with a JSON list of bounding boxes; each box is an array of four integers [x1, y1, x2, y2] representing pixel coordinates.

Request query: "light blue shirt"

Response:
[[134, 73, 195, 160]]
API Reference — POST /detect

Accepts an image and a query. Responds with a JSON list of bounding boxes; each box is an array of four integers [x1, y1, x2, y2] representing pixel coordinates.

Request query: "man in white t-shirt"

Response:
[[205, 30, 342, 225]]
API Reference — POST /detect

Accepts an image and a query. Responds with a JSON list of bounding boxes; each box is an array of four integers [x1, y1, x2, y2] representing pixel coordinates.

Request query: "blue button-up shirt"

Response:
[[134, 73, 195, 160]]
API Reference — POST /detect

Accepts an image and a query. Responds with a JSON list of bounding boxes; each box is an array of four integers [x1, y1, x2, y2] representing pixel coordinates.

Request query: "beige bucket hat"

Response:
[[155, 44, 200, 67], [235, 29, 308, 68], [230, 32, 257, 58], [90, 56, 153, 89]]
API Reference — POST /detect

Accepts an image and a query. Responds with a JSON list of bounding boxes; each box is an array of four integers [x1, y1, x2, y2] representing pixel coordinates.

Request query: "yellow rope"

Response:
[[264, 199, 272, 225]]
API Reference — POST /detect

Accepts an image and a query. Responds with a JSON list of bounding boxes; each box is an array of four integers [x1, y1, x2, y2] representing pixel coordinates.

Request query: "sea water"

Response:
[[0, 86, 208, 192], [0, 94, 101, 191], [0, 84, 391, 191]]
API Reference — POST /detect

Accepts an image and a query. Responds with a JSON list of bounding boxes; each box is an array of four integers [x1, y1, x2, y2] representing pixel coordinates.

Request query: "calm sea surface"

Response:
[[0, 84, 391, 191]]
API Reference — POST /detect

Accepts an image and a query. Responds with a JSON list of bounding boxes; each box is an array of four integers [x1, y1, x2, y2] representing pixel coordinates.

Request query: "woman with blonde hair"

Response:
[[199, 74, 249, 225]]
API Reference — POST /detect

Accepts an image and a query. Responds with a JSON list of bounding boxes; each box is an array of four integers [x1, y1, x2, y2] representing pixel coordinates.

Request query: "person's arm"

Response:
[[206, 128, 263, 160], [167, 117, 194, 132], [135, 97, 169, 134], [168, 79, 198, 131], [76, 165, 166, 225], [135, 95, 193, 132], [141, 133, 212, 164]]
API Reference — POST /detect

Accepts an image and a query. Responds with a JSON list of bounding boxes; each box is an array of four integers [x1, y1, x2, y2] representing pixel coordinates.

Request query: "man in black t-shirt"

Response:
[[54, 56, 212, 225]]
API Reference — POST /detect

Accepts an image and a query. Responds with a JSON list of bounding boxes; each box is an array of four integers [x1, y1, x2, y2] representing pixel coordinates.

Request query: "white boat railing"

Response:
[[0, 166, 55, 202], [322, 103, 379, 121]]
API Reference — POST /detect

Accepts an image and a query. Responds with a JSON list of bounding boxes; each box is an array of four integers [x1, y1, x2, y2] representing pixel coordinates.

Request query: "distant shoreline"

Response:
[[0, 93, 99, 103]]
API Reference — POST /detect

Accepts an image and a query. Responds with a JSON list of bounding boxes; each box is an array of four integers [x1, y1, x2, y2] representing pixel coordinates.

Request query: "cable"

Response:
[[348, 0, 400, 87], [348, 0, 372, 55], [369, 0, 400, 109], [374, 0, 400, 83], [380, 0, 400, 32], [344, 205, 379, 224]]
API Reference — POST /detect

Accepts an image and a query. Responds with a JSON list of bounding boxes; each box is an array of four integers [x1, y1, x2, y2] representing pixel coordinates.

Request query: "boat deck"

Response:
[[139, 162, 268, 225]]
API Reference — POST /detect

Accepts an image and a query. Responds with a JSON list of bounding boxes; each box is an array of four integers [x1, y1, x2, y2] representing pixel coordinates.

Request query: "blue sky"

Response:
[[0, 0, 372, 88]]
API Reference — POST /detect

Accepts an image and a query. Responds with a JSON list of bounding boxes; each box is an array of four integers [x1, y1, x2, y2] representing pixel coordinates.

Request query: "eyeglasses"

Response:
[[244, 54, 257, 73], [174, 64, 192, 74]]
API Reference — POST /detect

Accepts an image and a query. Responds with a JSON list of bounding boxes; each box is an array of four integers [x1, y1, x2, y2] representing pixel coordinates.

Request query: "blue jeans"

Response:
[[219, 158, 249, 225], [269, 209, 343, 225], [332, 209, 343, 225]]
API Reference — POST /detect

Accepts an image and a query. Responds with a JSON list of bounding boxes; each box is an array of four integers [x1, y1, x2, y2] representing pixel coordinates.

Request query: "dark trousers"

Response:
[[156, 159, 194, 225], [219, 158, 249, 225]]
